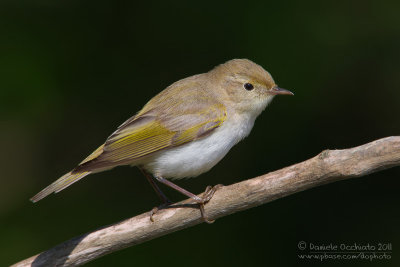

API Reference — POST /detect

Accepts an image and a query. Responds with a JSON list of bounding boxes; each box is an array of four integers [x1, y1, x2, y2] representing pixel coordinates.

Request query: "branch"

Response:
[[13, 136, 400, 267]]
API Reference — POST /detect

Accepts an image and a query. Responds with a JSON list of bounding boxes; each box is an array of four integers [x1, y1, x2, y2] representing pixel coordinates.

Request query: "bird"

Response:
[[30, 58, 293, 222]]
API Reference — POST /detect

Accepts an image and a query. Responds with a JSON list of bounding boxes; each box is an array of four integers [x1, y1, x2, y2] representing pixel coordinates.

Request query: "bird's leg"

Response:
[[139, 167, 171, 204], [138, 168, 173, 222], [154, 176, 222, 223]]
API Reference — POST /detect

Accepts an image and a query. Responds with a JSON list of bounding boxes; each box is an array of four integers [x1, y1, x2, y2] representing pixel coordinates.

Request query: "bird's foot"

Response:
[[197, 184, 223, 224], [149, 184, 223, 224], [149, 200, 173, 222]]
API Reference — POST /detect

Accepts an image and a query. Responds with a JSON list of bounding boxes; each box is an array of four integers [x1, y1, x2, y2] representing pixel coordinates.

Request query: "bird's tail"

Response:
[[30, 171, 91, 203], [30, 144, 106, 202]]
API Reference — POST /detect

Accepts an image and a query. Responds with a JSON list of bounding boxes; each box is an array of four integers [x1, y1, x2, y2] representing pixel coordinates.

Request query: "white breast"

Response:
[[143, 112, 258, 179]]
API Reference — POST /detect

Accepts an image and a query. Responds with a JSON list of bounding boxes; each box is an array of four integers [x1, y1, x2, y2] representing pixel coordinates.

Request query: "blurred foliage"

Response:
[[0, 0, 399, 266]]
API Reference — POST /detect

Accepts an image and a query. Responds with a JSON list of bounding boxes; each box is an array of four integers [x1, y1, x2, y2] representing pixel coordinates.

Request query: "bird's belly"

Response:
[[143, 120, 252, 179]]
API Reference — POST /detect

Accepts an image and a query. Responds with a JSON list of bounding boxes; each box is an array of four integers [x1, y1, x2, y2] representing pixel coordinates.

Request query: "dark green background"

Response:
[[1, 0, 399, 266]]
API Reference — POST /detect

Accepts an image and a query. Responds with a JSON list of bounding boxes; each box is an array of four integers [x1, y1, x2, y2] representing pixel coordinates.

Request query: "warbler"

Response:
[[31, 59, 293, 222]]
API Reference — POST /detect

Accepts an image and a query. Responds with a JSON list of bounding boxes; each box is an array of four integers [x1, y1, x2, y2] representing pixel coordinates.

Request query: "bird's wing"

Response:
[[75, 97, 227, 172]]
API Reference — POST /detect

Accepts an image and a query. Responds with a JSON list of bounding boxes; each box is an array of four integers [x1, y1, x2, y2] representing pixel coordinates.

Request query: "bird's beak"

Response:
[[269, 86, 294, 96]]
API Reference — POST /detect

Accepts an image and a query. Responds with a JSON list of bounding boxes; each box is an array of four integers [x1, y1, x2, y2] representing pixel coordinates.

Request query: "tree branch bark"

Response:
[[13, 136, 400, 267]]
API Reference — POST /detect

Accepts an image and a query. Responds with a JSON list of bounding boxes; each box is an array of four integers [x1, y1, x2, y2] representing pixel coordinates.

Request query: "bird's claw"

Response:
[[149, 184, 223, 223], [149, 201, 172, 222], [198, 184, 223, 223]]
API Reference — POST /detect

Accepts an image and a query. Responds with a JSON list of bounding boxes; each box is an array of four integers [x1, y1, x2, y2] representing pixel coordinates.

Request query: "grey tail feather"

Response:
[[30, 171, 91, 203]]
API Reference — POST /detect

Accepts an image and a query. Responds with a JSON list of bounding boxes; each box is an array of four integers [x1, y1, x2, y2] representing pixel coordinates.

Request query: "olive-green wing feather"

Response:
[[76, 98, 227, 172]]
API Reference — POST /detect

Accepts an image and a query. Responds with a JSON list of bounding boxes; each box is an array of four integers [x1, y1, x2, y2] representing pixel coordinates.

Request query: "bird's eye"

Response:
[[243, 83, 254, 91]]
